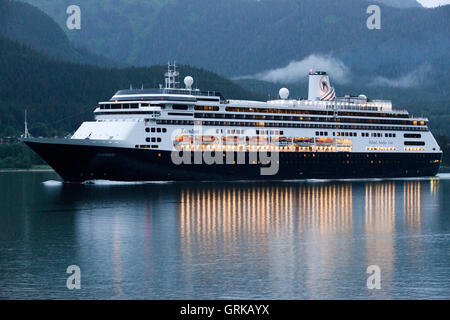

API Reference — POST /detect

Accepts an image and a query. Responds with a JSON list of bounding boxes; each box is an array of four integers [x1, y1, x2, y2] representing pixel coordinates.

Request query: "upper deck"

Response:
[[93, 64, 428, 127]]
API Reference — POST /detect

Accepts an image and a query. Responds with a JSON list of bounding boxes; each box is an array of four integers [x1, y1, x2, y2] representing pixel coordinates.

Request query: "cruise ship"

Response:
[[23, 64, 442, 182]]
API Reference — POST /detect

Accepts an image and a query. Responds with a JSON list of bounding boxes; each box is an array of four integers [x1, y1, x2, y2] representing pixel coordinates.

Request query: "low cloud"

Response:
[[239, 54, 351, 84], [370, 65, 432, 88]]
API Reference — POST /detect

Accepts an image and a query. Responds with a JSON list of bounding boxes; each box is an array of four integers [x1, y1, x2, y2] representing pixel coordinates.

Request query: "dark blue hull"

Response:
[[24, 139, 442, 182]]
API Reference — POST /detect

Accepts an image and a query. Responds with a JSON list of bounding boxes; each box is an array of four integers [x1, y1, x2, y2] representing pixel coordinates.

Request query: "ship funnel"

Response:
[[308, 71, 335, 101]]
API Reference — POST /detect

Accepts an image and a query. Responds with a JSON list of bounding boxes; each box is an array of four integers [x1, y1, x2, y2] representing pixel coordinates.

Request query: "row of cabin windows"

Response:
[[216, 129, 246, 135], [336, 132, 355, 137], [224, 107, 409, 119], [256, 130, 284, 135], [100, 103, 194, 110], [135, 145, 159, 149], [360, 132, 397, 138], [213, 129, 285, 136], [156, 120, 428, 132], [195, 106, 220, 111], [146, 137, 162, 143], [315, 131, 392, 137], [100, 104, 138, 109], [145, 127, 167, 133], [195, 112, 425, 126]]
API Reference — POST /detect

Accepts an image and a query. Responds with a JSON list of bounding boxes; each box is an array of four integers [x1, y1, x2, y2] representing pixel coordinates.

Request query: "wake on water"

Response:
[[42, 173, 450, 187]]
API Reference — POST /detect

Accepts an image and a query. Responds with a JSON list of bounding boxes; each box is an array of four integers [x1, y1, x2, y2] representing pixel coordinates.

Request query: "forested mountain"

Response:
[[0, 0, 116, 67], [0, 36, 261, 138], [20, 0, 450, 80]]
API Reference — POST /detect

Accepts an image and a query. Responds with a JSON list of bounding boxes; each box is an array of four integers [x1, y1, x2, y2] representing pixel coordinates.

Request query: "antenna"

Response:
[[164, 62, 180, 89], [24, 109, 30, 138]]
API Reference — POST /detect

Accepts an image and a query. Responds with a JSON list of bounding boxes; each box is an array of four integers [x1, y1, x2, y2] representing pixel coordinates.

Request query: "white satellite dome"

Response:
[[279, 87, 289, 100], [184, 76, 194, 89]]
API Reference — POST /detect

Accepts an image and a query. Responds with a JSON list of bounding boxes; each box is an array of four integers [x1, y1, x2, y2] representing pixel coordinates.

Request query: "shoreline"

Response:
[[0, 169, 54, 173], [1, 167, 449, 174]]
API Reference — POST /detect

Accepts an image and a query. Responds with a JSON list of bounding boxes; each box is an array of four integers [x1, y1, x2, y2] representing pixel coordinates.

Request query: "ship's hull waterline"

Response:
[[24, 139, 442, 183]]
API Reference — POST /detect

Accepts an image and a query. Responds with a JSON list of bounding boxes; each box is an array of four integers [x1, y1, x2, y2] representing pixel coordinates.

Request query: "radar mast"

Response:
[[164, 62, 180, 89]]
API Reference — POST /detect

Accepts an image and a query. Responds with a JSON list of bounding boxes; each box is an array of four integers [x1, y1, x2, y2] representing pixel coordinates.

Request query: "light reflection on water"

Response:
[[0, 171, 449, 299]]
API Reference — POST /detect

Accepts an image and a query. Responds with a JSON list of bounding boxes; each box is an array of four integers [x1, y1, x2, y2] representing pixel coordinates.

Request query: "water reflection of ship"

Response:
[[179, 183, 355, 242], [365, 182, 396, 295], [365, 182, 396, 233], [403, 181, 422, 230]]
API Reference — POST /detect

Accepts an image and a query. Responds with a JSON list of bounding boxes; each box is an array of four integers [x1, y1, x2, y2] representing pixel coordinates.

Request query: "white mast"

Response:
[[164, 62, 179, 89], [24, 109, 30, 138]]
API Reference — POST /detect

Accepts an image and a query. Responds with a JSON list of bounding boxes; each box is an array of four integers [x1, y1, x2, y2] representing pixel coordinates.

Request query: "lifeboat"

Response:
[[248, 136, 268, 145], [195, 135, 217, 145], [294, 137, 314, 147], [315, 137, 335, 146], [222, 136, 242, 145], [173, 135, 193, 146], [337, 138, 353, 148], [271, 137, 292, 146]]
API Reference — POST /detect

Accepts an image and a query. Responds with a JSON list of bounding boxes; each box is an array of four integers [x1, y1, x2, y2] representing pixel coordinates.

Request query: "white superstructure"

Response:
[[70, 64, 440, 156]]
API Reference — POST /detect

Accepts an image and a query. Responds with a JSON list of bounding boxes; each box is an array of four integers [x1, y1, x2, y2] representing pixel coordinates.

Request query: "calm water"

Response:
[[0, 171, 449, 300]]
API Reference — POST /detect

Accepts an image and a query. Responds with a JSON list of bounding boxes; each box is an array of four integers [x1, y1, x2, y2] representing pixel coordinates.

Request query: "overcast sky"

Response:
[[417, 0, 450, 7]]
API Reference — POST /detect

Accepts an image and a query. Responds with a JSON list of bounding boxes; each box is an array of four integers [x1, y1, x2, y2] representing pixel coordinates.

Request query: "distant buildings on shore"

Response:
[[0, 137, 19, 144]]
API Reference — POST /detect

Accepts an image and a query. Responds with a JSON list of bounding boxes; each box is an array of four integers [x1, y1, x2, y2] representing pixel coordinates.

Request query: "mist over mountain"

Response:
[[375, 0, 421, 7]]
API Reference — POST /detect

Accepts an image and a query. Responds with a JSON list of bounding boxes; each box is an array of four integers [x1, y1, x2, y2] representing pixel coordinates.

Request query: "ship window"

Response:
[[111, 104, 121, 109], [404, 141, 425, 146], [151, 128, 156, 133], [146, 138, 150, 142], [404, 133, 421, 138], [122, 104, 130, 109], [141, 103, 150, 107], [151, 138, 156, 142], [157, 138, 162, 142], [145, 128, 150, 132], [162, 128, 167, 133], [157, 128, 162, 133], [173, 105, 189, 110]]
